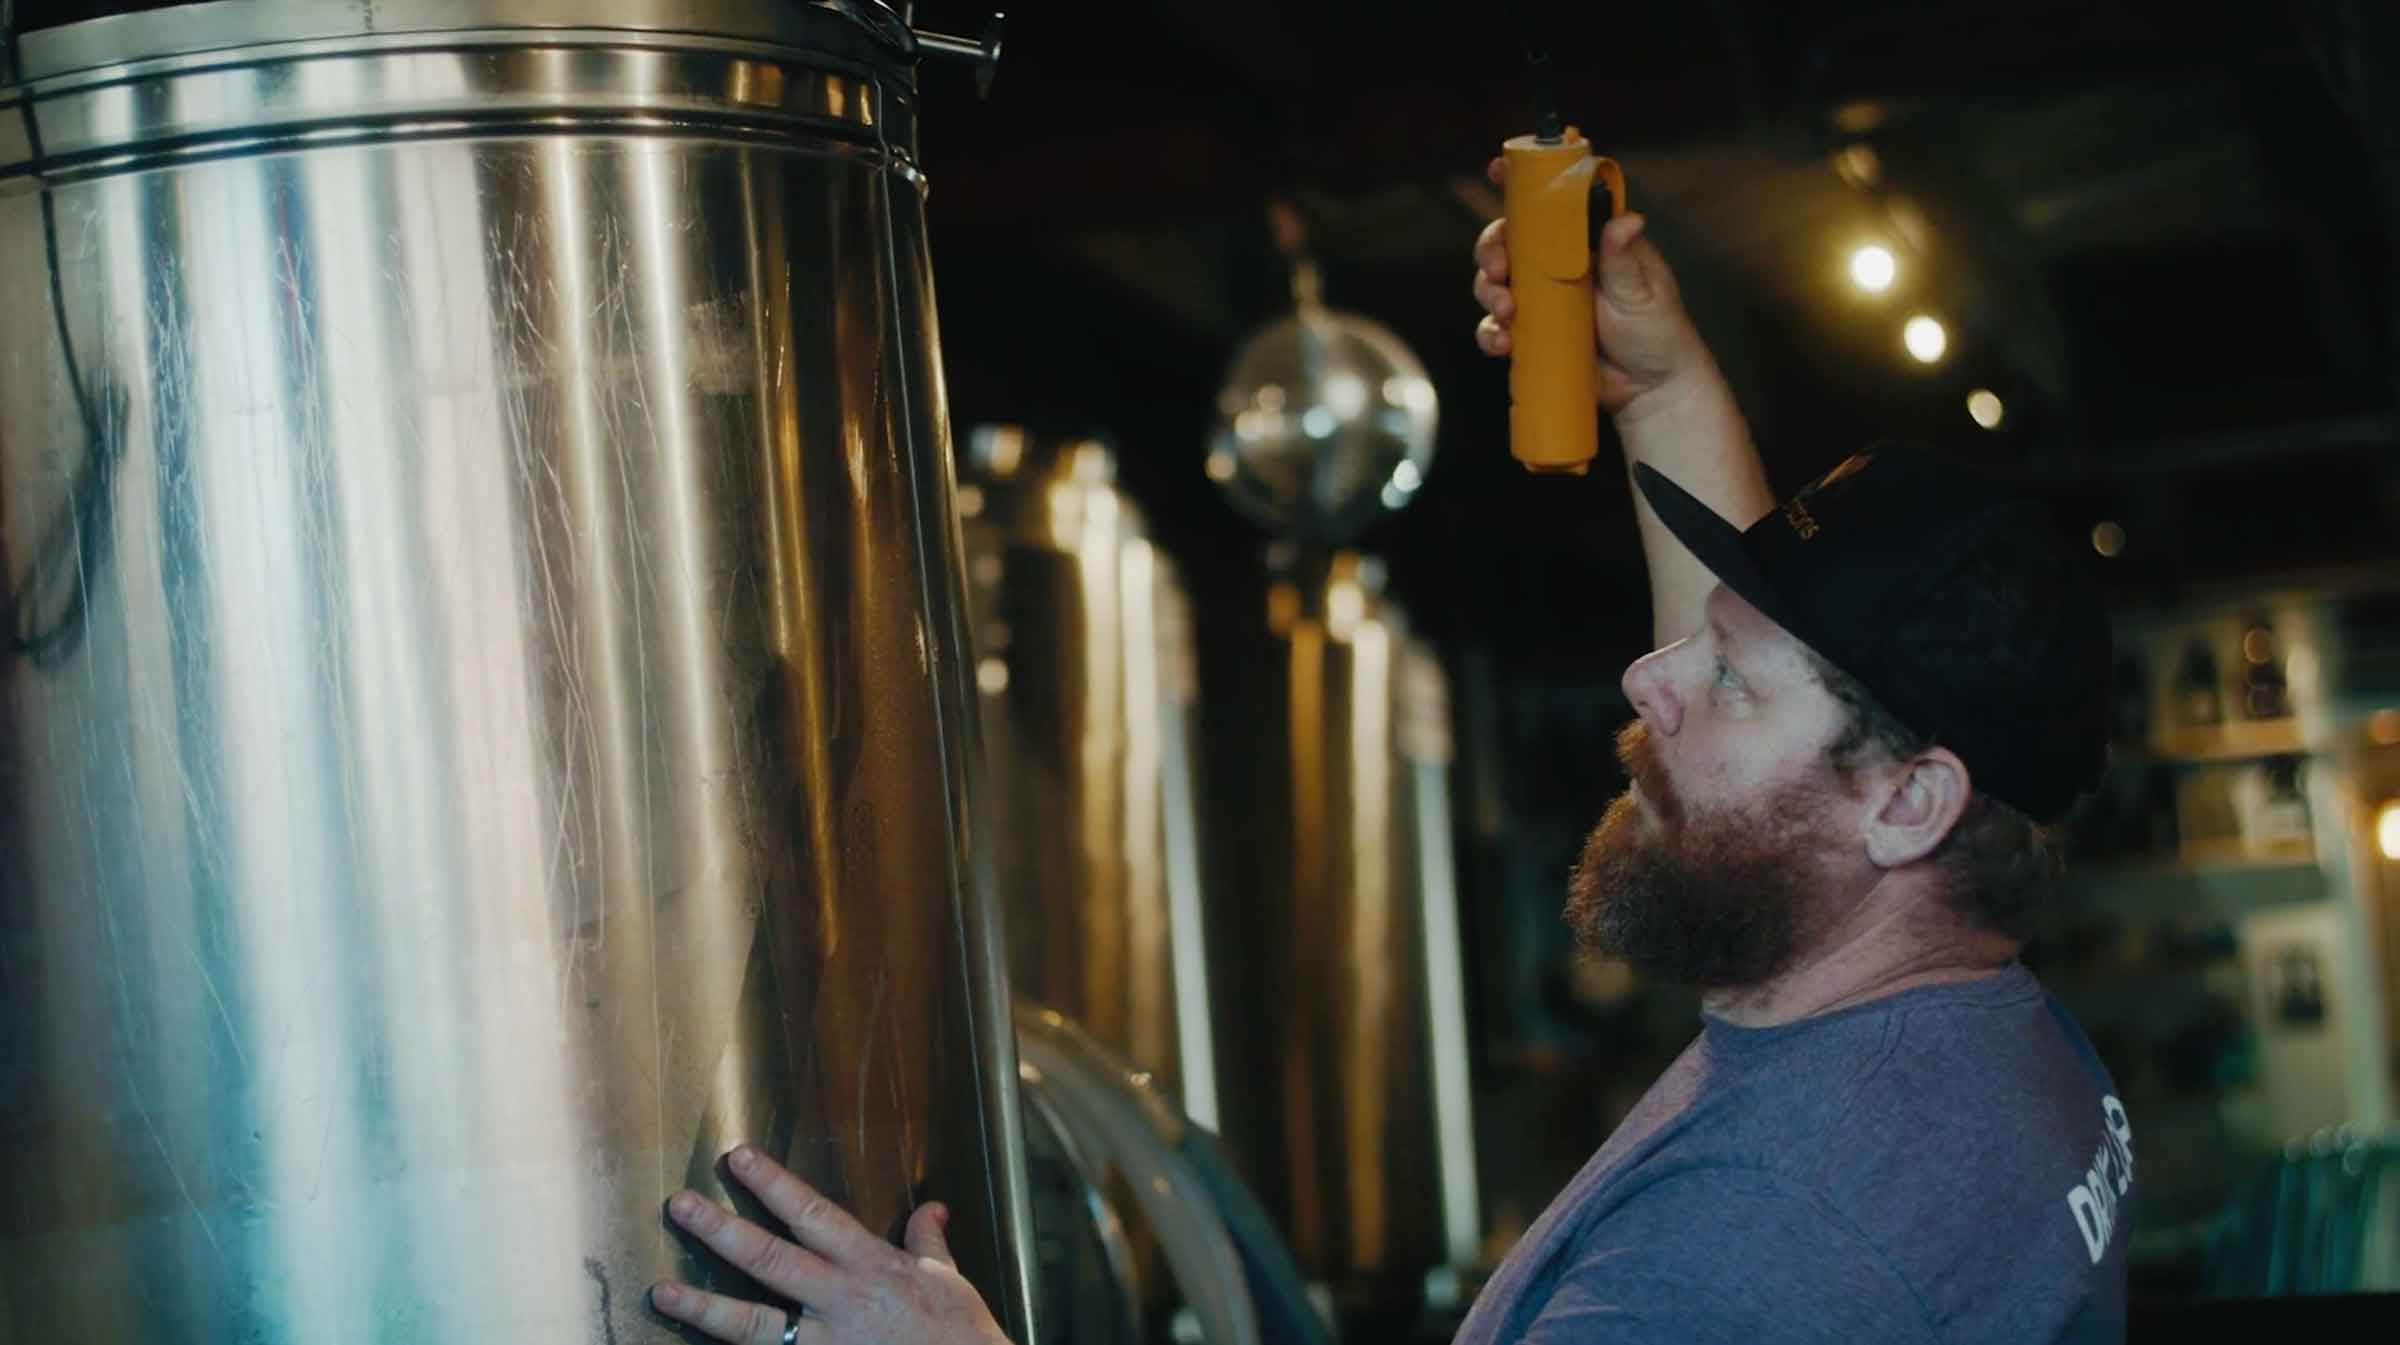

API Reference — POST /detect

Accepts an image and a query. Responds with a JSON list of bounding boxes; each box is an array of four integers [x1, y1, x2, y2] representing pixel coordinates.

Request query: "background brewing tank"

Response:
[[1207, 548, 1484, 1328], [956, 427, 1221, 1129], [0, 2, 1035, 1340]]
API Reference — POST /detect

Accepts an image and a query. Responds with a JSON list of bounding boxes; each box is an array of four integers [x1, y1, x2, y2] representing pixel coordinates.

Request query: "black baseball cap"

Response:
[[1633, 446, 2111, 822]]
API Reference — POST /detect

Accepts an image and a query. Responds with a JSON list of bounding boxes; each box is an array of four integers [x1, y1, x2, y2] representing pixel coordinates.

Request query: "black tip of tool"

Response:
[[1527, 47, 1563, 142]]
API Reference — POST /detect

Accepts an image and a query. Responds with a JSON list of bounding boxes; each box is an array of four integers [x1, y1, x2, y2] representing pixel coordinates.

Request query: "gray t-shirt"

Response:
[[1453, 964, 2133, 1344]]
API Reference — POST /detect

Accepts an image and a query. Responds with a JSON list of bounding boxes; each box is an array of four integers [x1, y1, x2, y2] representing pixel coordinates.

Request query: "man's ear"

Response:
[[1861, 748, 1971, 869]]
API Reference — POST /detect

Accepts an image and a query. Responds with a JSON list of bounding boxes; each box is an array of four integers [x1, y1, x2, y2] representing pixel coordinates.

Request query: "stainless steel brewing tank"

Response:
[[956, 428, 1220, 1129], [1207, 548, 1481, 1322], [0, 2, 1035, 1340]]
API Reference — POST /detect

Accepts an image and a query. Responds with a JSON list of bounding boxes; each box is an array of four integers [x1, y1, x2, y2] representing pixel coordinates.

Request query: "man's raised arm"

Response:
[[1472, 166, 1774, 648]]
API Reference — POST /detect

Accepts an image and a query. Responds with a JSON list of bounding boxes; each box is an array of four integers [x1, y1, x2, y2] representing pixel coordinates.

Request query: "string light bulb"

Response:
[[1903, 315, 1947, 364], [1849, 244, 1897, 293]]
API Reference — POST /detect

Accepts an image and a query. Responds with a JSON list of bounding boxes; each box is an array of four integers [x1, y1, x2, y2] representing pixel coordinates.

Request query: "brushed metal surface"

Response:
[[0, 3, 1033, 1340]]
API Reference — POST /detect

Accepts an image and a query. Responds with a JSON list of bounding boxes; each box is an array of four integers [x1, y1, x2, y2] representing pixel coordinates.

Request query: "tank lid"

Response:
[[12, 0, 912, 85]]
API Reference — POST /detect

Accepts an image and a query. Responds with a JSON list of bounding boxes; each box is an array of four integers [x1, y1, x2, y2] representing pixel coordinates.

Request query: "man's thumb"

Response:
[[905, 1202, 956, 1270], [1597, 213, 1653, 306]]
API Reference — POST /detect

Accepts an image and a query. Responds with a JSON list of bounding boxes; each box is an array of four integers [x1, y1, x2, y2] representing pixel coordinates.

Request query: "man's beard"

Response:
[[1563, 722, 1837, 991]]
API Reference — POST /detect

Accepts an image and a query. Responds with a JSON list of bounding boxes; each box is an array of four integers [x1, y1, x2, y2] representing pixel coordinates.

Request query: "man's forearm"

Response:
[[1614, 351, 1775, 648]]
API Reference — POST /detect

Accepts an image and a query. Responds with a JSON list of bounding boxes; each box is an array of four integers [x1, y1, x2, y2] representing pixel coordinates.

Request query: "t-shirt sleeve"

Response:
[[1519, 1165, 1937, 1345]]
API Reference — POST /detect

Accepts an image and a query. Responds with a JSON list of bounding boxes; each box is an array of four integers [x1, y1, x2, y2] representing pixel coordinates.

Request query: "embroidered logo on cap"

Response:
[[1778, 452, 1876, 541]]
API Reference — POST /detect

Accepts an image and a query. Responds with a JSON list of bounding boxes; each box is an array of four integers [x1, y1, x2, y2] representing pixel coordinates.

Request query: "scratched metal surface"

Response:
[[0, 3, 1034, 1341]]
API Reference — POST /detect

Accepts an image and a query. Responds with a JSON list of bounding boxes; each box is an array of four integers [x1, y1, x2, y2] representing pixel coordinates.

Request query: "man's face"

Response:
[[1563, 587, 1856, 990]]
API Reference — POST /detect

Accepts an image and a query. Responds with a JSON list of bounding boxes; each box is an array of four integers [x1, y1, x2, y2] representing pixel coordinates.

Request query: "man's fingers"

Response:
[[1476, 315, 1512, 357], [1486, 154, 1505, 187], [904, 1202, 957, 1270], [1473, 217, 1509, 282], [1472, 268, 1514, 323], [666, 1189, 841, 1304], [724, 1147, 895, 1270], [1596, 213, 1661, 309], [649, 1282, 821, 1345]]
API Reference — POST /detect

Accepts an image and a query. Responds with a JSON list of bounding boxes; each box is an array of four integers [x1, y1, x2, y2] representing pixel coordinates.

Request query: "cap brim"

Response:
[[1632, 462, 1796, 634]]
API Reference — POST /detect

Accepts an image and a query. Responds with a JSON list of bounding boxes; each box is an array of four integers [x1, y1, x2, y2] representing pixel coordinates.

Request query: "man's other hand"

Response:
[[651, 1146, 1010, 1345]]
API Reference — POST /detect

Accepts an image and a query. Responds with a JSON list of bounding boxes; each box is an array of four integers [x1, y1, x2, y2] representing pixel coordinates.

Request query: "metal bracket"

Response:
[[912, 10, 1004, 99]]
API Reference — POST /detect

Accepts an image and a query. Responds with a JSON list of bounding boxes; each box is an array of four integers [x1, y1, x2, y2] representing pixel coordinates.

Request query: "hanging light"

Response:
[[1966, 389, 2004, 429], [1206, 201, 1440, 543]]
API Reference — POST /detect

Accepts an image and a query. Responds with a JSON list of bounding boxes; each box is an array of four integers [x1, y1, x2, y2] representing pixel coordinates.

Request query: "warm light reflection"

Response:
[[978, 424, 1027, 477], [1344, 611, 1392, 1266], [1071, 475, 1128, 1043], [1833, 142, 1882, 188], [1383, 374, 1436, 412], [1144, 561, 1219, 1131], [2092, 522, 2126, 557], [2370, 709, 2400, 746], [1323, 371, 1368, 419], [1326, 577, 1364, 641], [1117, 537, 1171, 1083], [1406, 649, 1479, 1271], [1967, 389, 2004, 429], [2286, 645, 2319, 697], [2378, 802, 2400, 861]]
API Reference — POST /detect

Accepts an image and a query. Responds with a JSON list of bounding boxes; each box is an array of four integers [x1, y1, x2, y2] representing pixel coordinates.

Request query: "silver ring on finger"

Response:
[[781, 1311, 803, 1345]]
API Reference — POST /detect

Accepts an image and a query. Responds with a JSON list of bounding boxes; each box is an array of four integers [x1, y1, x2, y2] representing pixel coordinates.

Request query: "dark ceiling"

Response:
[[913, 0, 2400, 657], [11, 0, 2393, 657]]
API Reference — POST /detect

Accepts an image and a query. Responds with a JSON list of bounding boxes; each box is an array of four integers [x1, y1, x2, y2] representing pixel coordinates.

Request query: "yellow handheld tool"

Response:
[[1503, 59, 1626, 476]]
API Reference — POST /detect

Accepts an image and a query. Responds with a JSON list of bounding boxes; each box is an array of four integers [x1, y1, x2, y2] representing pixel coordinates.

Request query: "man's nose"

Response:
[[1621, 645, 1682, 737]]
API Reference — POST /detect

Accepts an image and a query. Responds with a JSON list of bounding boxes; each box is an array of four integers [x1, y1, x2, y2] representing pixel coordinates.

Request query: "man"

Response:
[[647, 185, 2133, 1344]]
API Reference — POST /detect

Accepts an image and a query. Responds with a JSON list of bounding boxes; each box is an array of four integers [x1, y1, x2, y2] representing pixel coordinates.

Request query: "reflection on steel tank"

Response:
[[1210, 548, 1484, 1320], [955, 427, 1220, 1128], [0, 2, 1035, 1340]]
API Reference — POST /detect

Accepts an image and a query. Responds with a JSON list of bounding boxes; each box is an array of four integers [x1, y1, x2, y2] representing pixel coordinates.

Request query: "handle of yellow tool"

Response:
[[1502, 130, 1626, 475]]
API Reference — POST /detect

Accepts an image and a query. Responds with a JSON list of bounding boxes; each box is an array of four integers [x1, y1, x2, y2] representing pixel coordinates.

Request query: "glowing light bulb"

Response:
[[1849, 244, 1897, 293], [1904, 315, 1947, 364], [1967, 389, 2004, 429], [2091, 522, 2125, 557], [2378, 801, 2400, 862]]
